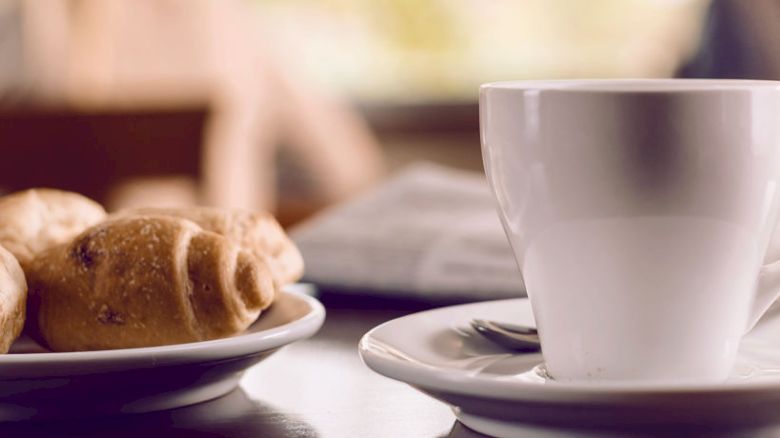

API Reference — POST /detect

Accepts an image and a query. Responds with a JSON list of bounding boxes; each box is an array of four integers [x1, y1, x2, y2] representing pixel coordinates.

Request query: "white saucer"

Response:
[[359, 298, 780, 437], [0, 284, 325, 420]]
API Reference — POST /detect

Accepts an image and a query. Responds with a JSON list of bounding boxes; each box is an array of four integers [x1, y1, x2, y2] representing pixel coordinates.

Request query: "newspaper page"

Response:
[[290, 162, 526, 301]]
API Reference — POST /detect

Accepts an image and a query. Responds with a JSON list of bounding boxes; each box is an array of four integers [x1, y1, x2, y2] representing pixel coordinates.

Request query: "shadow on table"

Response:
[[446, 422, 490, 437], [0, 388, 319, 437]]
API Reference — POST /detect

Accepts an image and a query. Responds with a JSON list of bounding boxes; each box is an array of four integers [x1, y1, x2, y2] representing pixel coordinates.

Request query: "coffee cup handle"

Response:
[[749, 261, 780, 332], [748, 234, 780, 332]]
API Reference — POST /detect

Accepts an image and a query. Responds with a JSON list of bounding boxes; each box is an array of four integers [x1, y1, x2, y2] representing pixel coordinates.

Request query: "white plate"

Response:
[[359, 298, 780, 437], [0, 284, 325, 420]]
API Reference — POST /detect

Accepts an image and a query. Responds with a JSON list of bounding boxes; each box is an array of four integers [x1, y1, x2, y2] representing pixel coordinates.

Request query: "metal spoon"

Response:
[[470, 319, 541, 352]]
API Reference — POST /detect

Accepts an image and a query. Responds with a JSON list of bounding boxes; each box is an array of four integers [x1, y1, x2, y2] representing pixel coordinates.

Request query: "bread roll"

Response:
[[0, 244, 26, 353], [26, 216, 275, 351], [0, 188, 106, 267], [118, 207, 303, 288]]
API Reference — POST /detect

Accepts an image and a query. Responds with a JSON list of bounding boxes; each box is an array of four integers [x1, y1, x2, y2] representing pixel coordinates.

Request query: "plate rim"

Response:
[[358, 297, 780, 403], [0, 287, 325, 369]]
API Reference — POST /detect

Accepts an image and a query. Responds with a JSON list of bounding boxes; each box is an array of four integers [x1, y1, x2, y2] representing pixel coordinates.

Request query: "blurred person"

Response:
[[0, 0, 384, 217]]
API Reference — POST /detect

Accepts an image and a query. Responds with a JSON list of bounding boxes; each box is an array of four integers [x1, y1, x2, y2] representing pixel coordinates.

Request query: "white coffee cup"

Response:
[[480, 79, 780, 384]]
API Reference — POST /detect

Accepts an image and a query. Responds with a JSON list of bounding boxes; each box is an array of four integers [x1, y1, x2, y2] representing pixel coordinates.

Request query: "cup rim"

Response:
[[480, 79, 780, 93]]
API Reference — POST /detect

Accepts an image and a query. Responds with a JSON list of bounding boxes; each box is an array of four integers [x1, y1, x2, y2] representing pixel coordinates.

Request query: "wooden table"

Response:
[[0, 294, 486, 437]]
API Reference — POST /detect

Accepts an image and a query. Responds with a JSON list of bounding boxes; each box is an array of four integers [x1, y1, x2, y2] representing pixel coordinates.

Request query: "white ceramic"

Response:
[[480, 79, 780, 383], [359, 297, 780, 438], [0, 285, 325, 420]]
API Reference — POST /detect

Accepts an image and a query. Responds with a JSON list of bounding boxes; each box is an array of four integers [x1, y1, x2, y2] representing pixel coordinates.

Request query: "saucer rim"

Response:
[[359, 297, 780, 403]]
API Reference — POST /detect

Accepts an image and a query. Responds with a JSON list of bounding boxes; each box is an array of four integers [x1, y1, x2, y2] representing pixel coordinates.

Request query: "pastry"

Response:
[[0, 188, 106, 267], [26, 216, 275, 351], [0, 244, 26, 353], [117, 207, 304, 288]]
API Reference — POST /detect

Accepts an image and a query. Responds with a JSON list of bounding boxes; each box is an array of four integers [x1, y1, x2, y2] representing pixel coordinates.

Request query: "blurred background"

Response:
[[0, 0, 777, 227]]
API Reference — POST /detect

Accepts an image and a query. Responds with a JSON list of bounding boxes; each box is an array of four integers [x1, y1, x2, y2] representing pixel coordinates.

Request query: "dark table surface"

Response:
[[0, 293, 486, 438]]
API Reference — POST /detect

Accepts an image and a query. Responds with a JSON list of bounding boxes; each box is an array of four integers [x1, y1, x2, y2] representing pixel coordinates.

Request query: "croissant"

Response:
[[26, 216, 275, 351], [116, 207, 304, 288], [0, 188, 106, 267], [0, 244, 26, 353]]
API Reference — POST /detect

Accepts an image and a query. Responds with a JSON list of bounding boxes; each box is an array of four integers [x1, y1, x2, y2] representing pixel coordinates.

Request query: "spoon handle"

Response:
[[470, 319, 541, 352], [479, 319, 538, 336]]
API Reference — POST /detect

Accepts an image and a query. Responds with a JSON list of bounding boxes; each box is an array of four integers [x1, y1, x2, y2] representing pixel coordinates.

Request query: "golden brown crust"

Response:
[[0, 188, 106, 267], [0, 244, 26, 353], [117, 207, 304, 288], [26, 216, 275, 351]]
